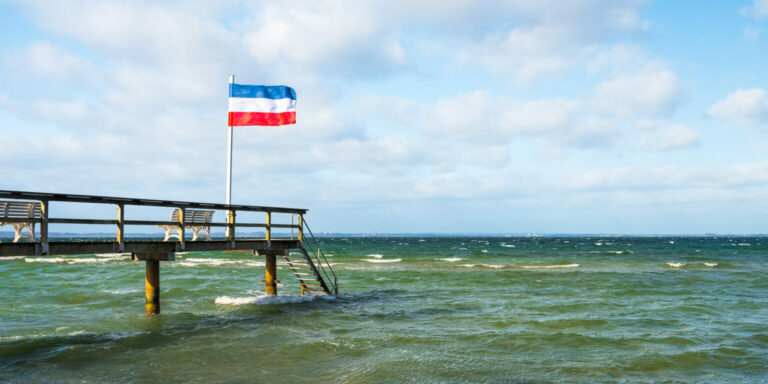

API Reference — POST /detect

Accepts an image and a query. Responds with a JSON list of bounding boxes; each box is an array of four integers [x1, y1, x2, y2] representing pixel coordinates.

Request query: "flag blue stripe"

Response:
[[229, 84, 296, 100]]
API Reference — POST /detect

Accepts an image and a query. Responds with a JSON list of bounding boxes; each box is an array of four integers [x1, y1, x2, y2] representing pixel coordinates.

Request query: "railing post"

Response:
[[178, 207, 185, 251], [265, 211, 271, 246], [298, 214, 303, 242], [39, 200, 49, 255], [226, 209, 235, 248], [117, 203, 125, 252]]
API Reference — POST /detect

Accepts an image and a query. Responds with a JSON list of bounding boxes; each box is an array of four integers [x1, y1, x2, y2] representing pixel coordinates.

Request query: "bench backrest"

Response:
[[0, 201, 42, 221], [169, 208, 214, 224]]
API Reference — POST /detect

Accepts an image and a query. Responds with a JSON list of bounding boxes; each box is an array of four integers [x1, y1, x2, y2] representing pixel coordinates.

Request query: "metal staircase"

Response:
[[284, 218, 337, 296]]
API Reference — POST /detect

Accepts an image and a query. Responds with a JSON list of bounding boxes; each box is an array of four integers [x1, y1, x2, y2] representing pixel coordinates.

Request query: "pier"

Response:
[[0, 190, 337, 314]]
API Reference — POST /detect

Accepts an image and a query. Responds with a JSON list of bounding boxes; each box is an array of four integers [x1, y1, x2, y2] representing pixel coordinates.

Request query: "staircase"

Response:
[[283, 218, 338, 296]]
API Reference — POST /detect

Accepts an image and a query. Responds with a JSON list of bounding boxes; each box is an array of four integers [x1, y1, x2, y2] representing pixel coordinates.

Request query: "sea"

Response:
[[0, 236, 766, 383]]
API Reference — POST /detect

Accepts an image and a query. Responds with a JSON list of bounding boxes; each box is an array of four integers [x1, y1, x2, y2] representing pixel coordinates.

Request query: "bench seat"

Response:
[[0, 200, 42, 243], [158, 208, 214, 241]]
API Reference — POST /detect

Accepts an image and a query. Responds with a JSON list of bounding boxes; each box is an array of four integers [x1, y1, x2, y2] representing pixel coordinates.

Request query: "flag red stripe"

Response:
[[228, 111, 296, 126]]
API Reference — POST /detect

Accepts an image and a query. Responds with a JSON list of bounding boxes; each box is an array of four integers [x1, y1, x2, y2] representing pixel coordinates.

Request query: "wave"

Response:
[[25, 256, 126, 264], [520, 264, 580, 269], [606, 250, 633, 255], [704, 262, 718, 267], [215, 294, 334, 305], [366, 254, 384, 259], [459, 263, 504, 269], [500, 243, 515, 248], [362, 258, 401, 263], [437, 257, 464, 262], [176, 258, 264, 267], [666, 262, 685, 268]]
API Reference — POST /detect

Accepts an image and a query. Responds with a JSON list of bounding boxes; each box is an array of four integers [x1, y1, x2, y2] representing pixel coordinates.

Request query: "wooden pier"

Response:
[[0, 190, 337, 315]]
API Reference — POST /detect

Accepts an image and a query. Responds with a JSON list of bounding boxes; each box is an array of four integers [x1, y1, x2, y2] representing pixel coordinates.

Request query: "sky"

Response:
[[1, 0, 768, 234]]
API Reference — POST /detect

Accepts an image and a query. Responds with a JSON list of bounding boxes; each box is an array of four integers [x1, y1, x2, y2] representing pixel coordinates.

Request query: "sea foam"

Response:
[[215, 294, 333, 305], [363, 258, 402, 263], [438, 257, 464, 262], [667, 262, 685, 268], [366, 254, 384, 259], [520, 264, 580, 269]]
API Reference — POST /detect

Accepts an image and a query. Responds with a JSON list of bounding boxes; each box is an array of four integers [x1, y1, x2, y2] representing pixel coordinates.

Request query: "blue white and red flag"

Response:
[[228, 84, 296, 126]]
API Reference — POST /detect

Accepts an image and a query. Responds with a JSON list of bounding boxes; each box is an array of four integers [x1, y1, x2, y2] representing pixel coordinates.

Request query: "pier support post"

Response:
[[265, 252, 277, 295], [132, 252, 174, 315], [258, 249, 285, 295], [145, 260, 160, 315]]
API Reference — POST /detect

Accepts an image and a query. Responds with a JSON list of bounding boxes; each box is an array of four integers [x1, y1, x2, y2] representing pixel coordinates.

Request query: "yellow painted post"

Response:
[[265, 252, 277, 295], [178, 208, 185, 251], [117, 204, 125, 252], [265, 211, 271, 244], [39, 200, 49, 255], [298, 214, 303, 242], [145, 260, 160, 314], [226, 209, 235, 242]]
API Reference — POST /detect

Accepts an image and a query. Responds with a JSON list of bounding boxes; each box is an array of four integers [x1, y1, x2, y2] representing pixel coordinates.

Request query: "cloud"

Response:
[[3, 42, 93, 83], [741, 0, 768, 20], [636, 121, 700, 151], [706, 88, 768, 125], [593, 62, 680, 117]]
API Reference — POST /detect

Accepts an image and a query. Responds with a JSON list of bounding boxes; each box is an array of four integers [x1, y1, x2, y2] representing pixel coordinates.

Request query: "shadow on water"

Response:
[[0, 289, 402, 372]]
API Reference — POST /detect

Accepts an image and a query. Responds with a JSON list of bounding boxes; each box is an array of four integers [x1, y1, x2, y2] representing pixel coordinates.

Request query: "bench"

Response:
[[0, 200, 42, 243], [157, 208, 214, 241]]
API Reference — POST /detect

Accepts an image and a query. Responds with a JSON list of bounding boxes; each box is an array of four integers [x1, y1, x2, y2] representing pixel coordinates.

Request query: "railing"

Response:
[[298, 216, 338, 295], [0, 190, 306, 255]]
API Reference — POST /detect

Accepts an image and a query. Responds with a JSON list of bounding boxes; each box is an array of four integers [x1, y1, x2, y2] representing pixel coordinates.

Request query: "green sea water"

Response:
[[1, 236, 767, 383]]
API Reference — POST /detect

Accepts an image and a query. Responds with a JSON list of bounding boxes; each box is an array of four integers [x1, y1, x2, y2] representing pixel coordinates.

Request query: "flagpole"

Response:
[[226, 74, 234, 205]]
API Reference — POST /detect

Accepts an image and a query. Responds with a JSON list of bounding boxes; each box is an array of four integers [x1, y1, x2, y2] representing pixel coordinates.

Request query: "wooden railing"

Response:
[[0, 190, 307, 256]]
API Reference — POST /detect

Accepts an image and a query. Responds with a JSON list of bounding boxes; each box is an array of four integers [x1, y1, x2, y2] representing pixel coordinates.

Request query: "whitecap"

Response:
[[595, 242, 603, 246], [481, 249, 488, 253], [667, 262, 684, 268], [704, 262, 718, 267], [481, 264, 504, 269], [366, 254, 384, 259], [437, 257, 464, 262], [363, 258, 401, 263], [500, 243, 515, 248], [215, 294, 332, 305], [520, 264, 579, 269], [669, 240, 675, 244], [461, 264, 476, 268], [0, 256, 25, 260], [94, 253, 130, 258]]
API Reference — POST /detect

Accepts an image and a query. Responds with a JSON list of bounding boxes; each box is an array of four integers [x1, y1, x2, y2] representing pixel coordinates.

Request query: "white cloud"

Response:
[[593, 62, 680, 117], [744, 25, 761, 39], [637, 121, 700, 151], [3, 42, 92, 82], [706, 88, 768, 125], [741, 0, 768, 20]]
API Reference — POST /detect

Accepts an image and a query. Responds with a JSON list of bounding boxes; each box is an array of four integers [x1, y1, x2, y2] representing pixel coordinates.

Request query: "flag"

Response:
[[228, 84, 296, 126]]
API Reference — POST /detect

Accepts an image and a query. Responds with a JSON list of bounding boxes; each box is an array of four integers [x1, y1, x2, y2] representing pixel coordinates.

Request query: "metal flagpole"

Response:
[[226, 74, 234, 205]]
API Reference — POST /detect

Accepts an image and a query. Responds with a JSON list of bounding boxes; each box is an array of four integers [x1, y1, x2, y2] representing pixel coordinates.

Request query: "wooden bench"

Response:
[[0, 200, 42, 243], [157, 208, 214, 241]]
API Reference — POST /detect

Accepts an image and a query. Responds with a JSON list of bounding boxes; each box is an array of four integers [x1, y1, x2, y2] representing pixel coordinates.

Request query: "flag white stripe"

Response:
[[228, 97, 296, 113]]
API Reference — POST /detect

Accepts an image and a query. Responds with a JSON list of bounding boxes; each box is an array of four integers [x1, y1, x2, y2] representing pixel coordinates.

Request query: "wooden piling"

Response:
[[145, 260, 160, 315], [265, 252, 277, 295]]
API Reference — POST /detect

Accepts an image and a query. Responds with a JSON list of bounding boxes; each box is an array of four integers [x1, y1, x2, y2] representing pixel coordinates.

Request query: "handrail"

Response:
[[301, 220, 337, 295], [0, 190, 307, 214], [0, 190, 306, 254]]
